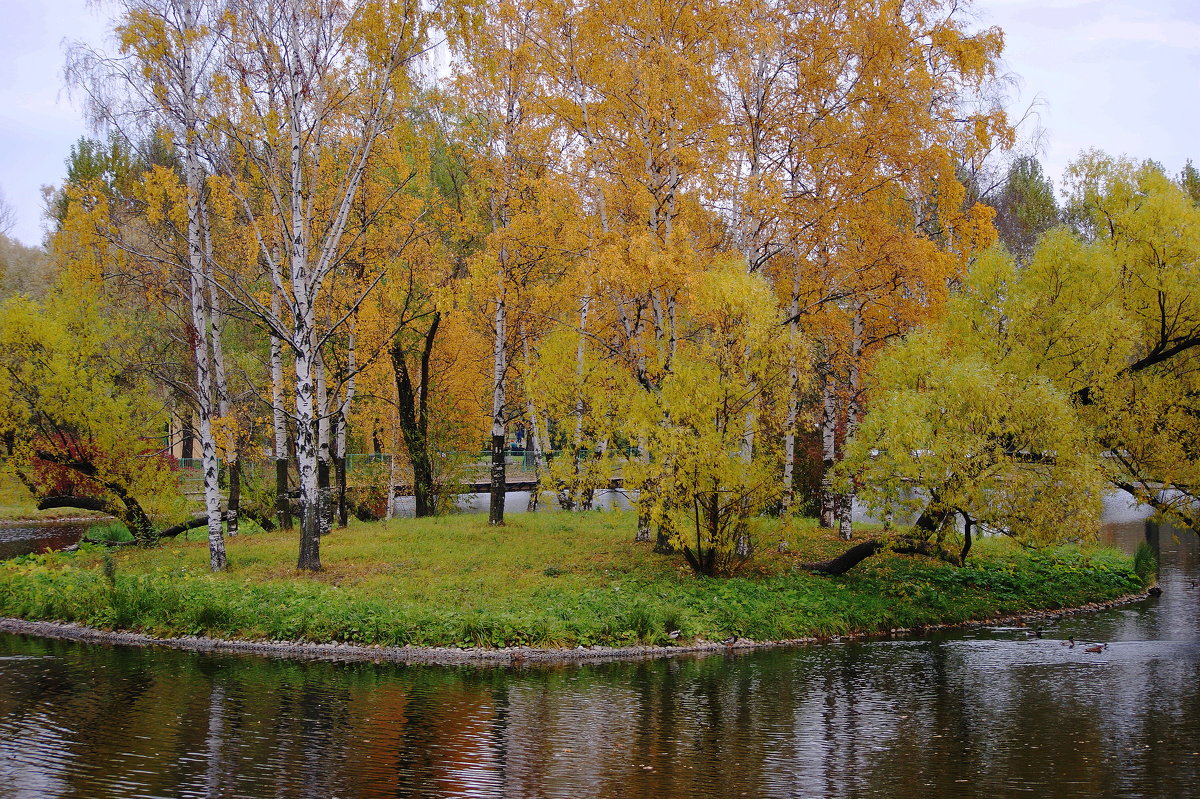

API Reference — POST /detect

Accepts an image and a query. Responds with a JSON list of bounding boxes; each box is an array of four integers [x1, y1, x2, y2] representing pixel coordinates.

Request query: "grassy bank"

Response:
[[0, 512, 1146, 649]]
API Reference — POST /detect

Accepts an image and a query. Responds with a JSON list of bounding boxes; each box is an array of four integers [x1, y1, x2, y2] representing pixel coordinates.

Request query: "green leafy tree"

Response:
[[0, 288, 186, 543], [990, 155, 1059, 261], [628, 263, 801, 576]]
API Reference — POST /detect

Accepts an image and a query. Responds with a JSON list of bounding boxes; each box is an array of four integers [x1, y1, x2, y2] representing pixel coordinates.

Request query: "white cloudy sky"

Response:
[[1, 0, 1199, 247]]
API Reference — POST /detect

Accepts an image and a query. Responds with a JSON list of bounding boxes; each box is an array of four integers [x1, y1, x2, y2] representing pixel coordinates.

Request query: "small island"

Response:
[[0, 512, 1148, 655]]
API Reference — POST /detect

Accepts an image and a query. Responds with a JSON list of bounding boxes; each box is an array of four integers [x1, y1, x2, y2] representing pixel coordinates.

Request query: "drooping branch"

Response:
[[37, 495, 117, 515]]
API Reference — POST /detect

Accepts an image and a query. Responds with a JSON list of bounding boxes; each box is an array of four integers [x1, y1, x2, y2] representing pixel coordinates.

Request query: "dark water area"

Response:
[[0, 520, 92, 560], [0, 496, 1198, 798]]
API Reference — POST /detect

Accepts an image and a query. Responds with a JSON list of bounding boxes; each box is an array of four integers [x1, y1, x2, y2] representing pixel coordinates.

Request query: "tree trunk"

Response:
[[201, 198, 237, 538], [275, 457, 291, 529], [520, 324, 544, 513], [270, 292, 291, 530], [294, 340, 321, 571], [392, 314, 441, 518], [181, 416, 194, 460], [838, 309, 863, 541], [489, 288, 507, 526], [818, 371, 837, 528], [335, 330, 356, 528], [315, 351, 333, 537], [780, 278, 800, 516], [960, 514, 974, 564], [184, 143, 225, 569], [226, 458, 241, 537]]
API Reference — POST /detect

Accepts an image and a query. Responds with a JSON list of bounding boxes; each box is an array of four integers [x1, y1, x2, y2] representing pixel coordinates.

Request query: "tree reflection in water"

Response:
[[0, 505, 1196, 798]]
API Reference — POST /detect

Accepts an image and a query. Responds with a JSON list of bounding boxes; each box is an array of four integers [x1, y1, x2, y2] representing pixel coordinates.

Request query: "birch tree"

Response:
[[66, 0, 233, 570], [206, 0, 428, 569]]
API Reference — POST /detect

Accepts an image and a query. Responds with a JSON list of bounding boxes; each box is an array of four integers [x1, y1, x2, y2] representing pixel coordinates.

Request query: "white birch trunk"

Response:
[[181, 0, 225, 571], [780, 278, 800, 518], [819, 370, 837, 529], [335, 331, 356, 526], [838, 309, 863, 541], [200, 200, 237, 535], [270, 290, 290, 529], [315, 349, 332, 537], [489, 283, 508, 526], [520, 325, 544, 513]]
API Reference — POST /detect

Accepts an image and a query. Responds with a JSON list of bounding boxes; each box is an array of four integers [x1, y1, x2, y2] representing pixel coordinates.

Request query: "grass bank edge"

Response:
[[0, 513, 1150, 650]]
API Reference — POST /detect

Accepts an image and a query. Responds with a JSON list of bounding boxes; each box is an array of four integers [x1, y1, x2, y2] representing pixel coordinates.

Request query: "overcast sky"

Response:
[[1, 0, 1198, 247]]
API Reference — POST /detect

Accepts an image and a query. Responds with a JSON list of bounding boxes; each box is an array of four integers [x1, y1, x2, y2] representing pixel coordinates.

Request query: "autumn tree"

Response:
[[0, 288, 188, 543], [65, 0, 239, 570], [199, 0, 430, 568]]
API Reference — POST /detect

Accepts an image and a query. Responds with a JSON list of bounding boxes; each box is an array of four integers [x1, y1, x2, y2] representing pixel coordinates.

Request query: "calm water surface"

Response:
[[0, 495, 1197, 798]]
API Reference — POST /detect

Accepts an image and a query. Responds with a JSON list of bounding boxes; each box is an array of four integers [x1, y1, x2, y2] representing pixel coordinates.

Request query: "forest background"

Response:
[[0, 0, 1196, 579]]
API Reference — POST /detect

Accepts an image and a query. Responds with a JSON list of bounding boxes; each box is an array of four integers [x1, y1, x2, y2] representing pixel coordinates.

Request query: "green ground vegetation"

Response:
[[0, 512, 1146, 649]]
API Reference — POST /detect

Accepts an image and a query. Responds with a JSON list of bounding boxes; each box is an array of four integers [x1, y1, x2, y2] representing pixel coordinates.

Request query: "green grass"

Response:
[[0, 512, 1145, 649], [86, 522, 134, 543]]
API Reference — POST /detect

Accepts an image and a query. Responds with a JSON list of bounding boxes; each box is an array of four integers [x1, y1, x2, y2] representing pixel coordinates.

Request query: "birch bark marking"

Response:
[[520, 323, 544, 513], [489, 281, 508, 526], [780, 273, 800, 519], [201, 200, 238, 535], [569, 291, 590, 510], [270, 290, 291, 529], [285, 0, 321, 570], [838, 308, 863, 541], [315, 350, 333, 537], [335, 330, 356, 527], [818, 367, 837, 529], [182, 0, 225, 571]]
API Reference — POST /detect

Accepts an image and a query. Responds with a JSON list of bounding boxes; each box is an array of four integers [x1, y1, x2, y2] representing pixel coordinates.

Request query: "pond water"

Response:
[[0, 496, 1196, 798], [0, 520, 93, 561]]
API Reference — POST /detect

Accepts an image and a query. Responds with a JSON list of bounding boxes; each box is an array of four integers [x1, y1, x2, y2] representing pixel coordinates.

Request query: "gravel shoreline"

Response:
[[0, 591, 1152, 666]]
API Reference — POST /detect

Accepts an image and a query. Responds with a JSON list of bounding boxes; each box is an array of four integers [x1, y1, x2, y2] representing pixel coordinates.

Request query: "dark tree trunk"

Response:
[[489, 433, 505, 526], [275, 458, 292, 529], [160, 516, 209, 539], [226, 457, 241, 536], [297, 507, 321, 571], [336, 453, 348, 527], [392, 313, 442, 518], [914, 500, 953, 538], [181, 417, 194, 460], [3, 430, 14, 457], [317, 457, 332, 535], [635, 503, 652, 543], [960, 514, 974, 564]]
